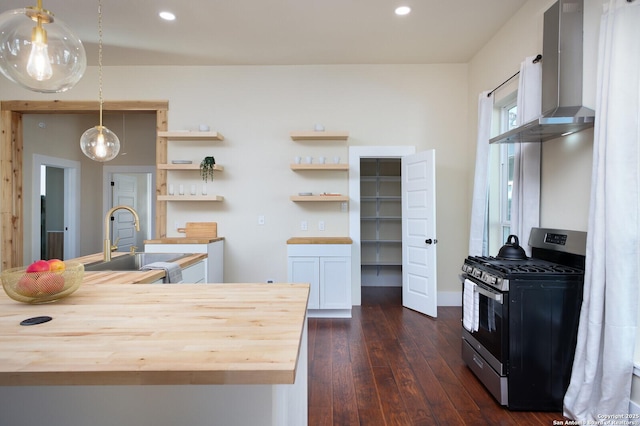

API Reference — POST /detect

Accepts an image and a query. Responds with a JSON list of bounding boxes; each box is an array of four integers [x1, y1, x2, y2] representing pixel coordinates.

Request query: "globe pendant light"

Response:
[[0, 0, 86, 93], [80, 0, 119, 162]]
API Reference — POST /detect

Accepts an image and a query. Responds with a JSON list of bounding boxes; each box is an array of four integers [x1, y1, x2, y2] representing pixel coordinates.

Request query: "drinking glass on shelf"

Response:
[[178, 184, 184, 195], [190, 184, 197, 195], [168, 184, 175, 195], [202, 184, 208, 195]]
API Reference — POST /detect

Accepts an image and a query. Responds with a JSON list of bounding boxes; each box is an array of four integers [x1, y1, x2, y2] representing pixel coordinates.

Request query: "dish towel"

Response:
[[140, 262, 183, 283], [463, 279, 479, 332]]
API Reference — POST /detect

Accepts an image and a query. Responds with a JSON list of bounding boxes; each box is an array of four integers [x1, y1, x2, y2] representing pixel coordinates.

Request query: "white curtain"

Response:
[[511, 56, 542, 254], [469, 91, 493, 256], [564, 0, 640, 420]]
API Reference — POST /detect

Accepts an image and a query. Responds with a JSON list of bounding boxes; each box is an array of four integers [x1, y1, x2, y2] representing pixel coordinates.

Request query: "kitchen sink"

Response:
[[84, 252, 190, 272]]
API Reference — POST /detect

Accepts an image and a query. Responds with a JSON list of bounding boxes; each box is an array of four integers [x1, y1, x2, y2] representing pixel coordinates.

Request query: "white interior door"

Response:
[[111, 174, 138, 251], [402, 150, 437, 317]]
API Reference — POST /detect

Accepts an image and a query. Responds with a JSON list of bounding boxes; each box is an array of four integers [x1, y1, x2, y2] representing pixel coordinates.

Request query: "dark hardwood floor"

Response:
[[308, 286, 566, 425]]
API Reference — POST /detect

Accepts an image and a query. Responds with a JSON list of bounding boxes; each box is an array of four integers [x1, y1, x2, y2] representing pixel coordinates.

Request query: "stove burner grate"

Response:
[[467, 256, 584, 276]]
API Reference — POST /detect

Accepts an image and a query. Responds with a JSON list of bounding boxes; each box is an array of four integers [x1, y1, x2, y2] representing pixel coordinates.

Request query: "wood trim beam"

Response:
[[0, 100, 168, 114], [0, 111, 22, 270], [156, 109, 168, 239]]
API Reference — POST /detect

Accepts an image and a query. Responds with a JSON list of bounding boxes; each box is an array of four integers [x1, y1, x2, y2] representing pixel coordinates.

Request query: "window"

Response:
[[487, 94, 517, 254], [500, 103, 517, 242]]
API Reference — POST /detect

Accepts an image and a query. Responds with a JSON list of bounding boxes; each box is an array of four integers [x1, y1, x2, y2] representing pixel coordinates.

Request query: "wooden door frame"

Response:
[[0, 100, 169, 269]]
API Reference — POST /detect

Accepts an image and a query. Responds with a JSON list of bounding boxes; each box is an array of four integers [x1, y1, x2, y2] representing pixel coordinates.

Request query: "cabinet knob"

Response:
[[425, 238, 438, 245]]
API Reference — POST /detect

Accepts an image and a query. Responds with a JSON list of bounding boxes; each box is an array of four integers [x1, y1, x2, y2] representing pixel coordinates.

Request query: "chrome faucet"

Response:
[[104, 205, 141, 262]]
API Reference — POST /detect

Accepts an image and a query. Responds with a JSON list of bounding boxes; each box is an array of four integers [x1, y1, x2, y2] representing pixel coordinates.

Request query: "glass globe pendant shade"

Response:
[[0, 7, 86, 93], [80, 125, 120, 162]]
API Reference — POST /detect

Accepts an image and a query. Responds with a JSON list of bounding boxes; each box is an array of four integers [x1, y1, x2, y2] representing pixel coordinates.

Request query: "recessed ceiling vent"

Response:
[[490, 0, 595, 144]]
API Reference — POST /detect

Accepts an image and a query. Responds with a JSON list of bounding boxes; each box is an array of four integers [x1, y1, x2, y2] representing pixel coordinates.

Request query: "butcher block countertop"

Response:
[[70, 252, 207, 285], [0, 283, 309, 386], [286, 237, 352, 244], [145, 237, 225, 244]]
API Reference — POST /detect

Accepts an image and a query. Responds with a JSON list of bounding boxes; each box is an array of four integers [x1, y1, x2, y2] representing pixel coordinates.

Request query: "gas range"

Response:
[[460, 227, 587, 411], [461, 255, 585, 291]]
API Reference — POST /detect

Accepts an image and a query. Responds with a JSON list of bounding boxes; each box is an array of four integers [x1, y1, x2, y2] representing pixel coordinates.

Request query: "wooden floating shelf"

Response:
[[290, 131, 349, 141], [158, 195, 224, 202], [158, 131, 224, 141], [290, 195, 349, 202], [290, 164, 348, 171], [158, 164, 224, 171]]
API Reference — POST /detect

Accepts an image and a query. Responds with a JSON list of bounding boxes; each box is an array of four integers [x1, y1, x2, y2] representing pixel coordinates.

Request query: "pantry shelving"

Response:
[[360, 158, 402, 268]]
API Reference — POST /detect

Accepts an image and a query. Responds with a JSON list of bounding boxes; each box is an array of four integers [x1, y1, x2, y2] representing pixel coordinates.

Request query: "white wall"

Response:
[[1, 64, 469, 289]]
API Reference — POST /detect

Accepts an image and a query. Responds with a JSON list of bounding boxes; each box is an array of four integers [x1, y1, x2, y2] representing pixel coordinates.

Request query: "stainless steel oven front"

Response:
[[461, 274, 509, 405]]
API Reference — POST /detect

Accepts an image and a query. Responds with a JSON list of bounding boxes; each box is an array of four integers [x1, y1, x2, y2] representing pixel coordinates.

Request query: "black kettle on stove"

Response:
[[497, 235, 528, 260]]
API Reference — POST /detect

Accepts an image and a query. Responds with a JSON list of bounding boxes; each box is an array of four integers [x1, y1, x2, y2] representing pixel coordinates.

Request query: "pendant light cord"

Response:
[[98, 0, 104, 128]]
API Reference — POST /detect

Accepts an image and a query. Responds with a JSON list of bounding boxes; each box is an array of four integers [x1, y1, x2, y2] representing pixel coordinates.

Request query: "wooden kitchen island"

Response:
[[0, 282, 309, 426]]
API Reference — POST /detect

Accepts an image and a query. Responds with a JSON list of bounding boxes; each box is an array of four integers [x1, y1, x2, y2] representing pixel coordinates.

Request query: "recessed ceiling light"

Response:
[[395, 6, 411, 16], [159, 11, 176, 21]]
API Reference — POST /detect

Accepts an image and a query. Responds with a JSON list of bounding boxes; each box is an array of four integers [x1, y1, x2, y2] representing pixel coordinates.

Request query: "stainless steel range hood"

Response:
[[490, 0, 595, 144]]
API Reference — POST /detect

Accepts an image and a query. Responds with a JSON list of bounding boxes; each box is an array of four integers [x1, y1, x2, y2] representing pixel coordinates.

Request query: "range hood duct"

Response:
[[490, 0, 595, 144]]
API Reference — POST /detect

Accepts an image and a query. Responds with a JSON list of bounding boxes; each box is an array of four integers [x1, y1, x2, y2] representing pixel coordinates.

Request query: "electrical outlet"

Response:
[[341, 202, 348, 212], [301, 220, 308, 231], [258, 215, 265, 225], [318, 221, 325, 231]]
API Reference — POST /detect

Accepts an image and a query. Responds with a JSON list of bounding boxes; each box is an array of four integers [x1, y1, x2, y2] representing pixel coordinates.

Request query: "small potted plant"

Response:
[[200, 156, 216, 182]]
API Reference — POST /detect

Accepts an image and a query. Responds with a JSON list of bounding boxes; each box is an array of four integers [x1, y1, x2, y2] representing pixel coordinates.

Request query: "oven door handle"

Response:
[[475, 285, 503, 304]]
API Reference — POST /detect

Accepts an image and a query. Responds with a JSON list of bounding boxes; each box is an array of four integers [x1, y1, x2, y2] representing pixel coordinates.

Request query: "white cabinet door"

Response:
[[181, 260, 206, 283], [320, 257, 351, 309], [287, 244, 351, 317], [288, 257, 320, 309], [144, 241, 224, 283]]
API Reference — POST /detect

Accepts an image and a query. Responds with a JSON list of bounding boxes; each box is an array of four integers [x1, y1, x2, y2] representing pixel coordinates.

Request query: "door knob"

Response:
[[425, 238, 438, 245]]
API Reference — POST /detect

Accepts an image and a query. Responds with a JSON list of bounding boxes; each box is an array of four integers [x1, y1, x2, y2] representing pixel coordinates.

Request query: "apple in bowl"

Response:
[[25, 260, 51, 273]]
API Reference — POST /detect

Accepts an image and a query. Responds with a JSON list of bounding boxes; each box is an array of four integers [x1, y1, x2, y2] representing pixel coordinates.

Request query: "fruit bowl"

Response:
[[1, 261, 84, 304]]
